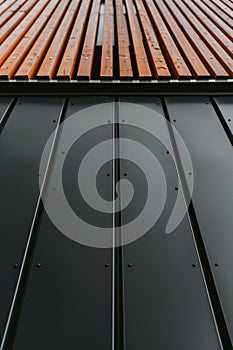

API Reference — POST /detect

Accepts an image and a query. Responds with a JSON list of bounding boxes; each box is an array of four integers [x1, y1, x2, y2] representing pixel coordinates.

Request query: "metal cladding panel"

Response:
[[0, 97, 63, 338], [118, 97, 222, 350], [0, 97, 14, 125], [214, 96, 233, 136], [0, 94, 232, 350], [165, 96, 233, 345], [11, 97, 113, 350]]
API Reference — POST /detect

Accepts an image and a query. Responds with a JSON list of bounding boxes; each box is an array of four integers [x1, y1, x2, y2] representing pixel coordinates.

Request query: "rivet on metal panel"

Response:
[[37, 263, 41, 268], [128, 263, 132, 268], [215, 263, 219, 267], [107, 173, 110, 176], [14, 264, 19, 268], [105, 264, 110, 267], [124, 173, 127, 176], [192, 264, 196, 268], [175, 187, 178, 191]]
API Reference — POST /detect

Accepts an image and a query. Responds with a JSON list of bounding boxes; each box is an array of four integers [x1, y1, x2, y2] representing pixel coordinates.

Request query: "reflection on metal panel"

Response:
[[165, 96, 233, 345], [118, 97, 222, 350], [0, 97, 63, 339]]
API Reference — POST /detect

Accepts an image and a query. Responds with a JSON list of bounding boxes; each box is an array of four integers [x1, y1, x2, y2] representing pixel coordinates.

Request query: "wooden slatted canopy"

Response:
[[0, 0, 232, 81]]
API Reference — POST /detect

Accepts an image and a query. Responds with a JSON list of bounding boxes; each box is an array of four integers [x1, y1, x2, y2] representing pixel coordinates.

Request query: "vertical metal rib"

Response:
[[0, 98, 68, 350], [161, 97, 232, 350], [0, 98, 17, 134], [112, 97, 125, 350]]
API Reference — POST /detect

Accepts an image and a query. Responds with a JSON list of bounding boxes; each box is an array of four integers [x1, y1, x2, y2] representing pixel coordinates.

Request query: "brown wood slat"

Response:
[[134, 0, 170, 79], [210, 0, 233, 18], [174, 0, 232, 77], [125, 0, 151, 78], [192, 0, 233, 40], [220, 0, 233, 11], [1, 0, 28, 27], [0, 0, 49, 65], [100, 0, 114, 78], [56, 0, 91, 79], [180, 0, 233, 57], [37, 0, 80, 80], [0, 1, 58, 79], [0, 0, 39, 44], [115, 0, 133, 78], [155, 0, 210, 79], [1, 0, 17, 15], [77, 0, 101, 79], [201, 0, 233, 26], [145, 0, 191, 79], [15, 0, 70, 80], [164, 0, 230, 78]]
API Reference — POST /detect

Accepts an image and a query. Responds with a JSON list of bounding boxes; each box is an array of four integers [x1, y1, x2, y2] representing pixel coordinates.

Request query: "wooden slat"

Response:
[[1, 0, 28, 27], [0, 1, 58, 79], [220, 0, 233, 11], [0, 0, 232, 80], [210, 0, 233, 18], [174, 0, 232, 77], [115, 0, 133, 78], [180, 0, 233, 57], [100, 0, 114, 78], [125, 0, 151, 78], [56, 0, 91, 79], [0, 0, 39, 44], [134, 0, 170, 79], [192, 0, 233, 40], [37, 0, 80, 80], [145, 0, 191, 79], [77, 0, 101, 79], [15, 0, 70, 79], [162, 2, 228, 78], [201, 0, 233, 26], [155, 0, 210, 78], [1, 0, 18, 15], [0, 0, 49, 65]]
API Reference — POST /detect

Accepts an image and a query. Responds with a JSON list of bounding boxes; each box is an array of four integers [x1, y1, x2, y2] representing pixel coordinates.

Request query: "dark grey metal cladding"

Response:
[[165, 96, 233, 345], [0, 97, 63, 339], [0, 97, 14, 125], [12, 97, 113, 350], [118, 97, 222, 350], [213, 96, 233, 136]]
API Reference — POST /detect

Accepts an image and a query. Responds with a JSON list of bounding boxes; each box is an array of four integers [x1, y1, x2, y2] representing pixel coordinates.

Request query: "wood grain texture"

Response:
[[0, 0, 232, 80]]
